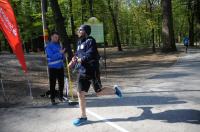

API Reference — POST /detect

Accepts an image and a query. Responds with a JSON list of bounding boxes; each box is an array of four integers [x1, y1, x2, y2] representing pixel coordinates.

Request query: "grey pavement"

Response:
[[0, 47, 200, 132]]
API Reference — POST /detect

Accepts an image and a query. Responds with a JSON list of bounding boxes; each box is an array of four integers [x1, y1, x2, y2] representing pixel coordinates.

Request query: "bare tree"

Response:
[[187, 0, 195, 46], [69, 0, 76, 51], [49, 0, 73, 60], [89, 0, 94, 17], [147, 0, 156, 52], [161, 0, 177, 52], [107, 0, 122, 51], [81, 0, 87, 23]]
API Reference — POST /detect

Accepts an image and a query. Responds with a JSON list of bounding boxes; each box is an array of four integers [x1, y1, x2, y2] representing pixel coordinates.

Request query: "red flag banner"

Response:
[[0, 0, 27, 72]]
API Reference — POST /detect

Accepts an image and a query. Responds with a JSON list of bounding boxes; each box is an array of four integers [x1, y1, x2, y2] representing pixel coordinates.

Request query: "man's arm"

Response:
[[46, 46, 65, 61]]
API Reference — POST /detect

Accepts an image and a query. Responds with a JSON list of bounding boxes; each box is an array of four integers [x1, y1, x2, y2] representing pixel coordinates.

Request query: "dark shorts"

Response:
[[77, 75, 102, 93]]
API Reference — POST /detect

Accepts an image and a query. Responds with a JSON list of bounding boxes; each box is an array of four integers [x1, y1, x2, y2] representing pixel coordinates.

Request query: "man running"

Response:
[[69, 25, 122, 126]]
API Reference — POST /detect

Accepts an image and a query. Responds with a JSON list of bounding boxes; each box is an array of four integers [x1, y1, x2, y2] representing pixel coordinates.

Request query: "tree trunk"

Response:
[[0, 40, 1, 53], [161, 0, 177, 52], [89, 0, 94, 17], [107, 0, 122, 51], [188, 0, 194, 46], [69, 0, 76, 51], [152, 28, 155, 52], [194, 0, 200, 23], [157, 15, 161, 47], [81, 0, 87, 24], [188, 15, 194, 46], [49, 0, 73, 60], [126, 22, 129, 45], [148, 0, 156, 52]]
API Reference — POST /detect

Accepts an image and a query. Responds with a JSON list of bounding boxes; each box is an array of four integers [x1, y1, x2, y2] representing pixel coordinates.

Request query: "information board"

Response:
[[85, 17, 104, 43]]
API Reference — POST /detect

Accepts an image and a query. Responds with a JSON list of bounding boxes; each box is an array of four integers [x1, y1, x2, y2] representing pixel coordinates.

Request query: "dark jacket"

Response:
[[75, 36, 100, 77], [183, 37, 189, 46]]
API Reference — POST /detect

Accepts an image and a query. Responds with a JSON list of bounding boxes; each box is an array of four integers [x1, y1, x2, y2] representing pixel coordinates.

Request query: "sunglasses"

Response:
[[78, 28, 84, 32]]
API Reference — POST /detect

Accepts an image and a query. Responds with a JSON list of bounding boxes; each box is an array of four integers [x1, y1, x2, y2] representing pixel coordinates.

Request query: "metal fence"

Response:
[[0, 52, 49, 107]]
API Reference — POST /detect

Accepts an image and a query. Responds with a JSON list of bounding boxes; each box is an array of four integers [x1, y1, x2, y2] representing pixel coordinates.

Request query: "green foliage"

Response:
[[10, 0, 43, 42], [2, 0, 198, 51], [172, 0, 188, 41]]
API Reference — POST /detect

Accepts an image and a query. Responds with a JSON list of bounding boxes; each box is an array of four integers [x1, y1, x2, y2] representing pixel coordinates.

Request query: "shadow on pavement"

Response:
[[127, 107, 200, 124], [86, 96, 186, 107], [124, 90, 200, 94], [148, 73, 189, 79], [86, 107, 200, 125], [11, 96, 186, 109], [20, 95, 186, 109], [26, 102, 77, 109]]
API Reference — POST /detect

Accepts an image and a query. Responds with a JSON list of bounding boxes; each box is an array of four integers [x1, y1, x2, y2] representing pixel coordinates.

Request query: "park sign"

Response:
[[0, 0, 27, 72], [85, 17, 104, 43]]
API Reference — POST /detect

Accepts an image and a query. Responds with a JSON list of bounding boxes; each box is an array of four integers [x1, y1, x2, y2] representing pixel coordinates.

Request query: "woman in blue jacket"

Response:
[[45, 32, 65, 105]]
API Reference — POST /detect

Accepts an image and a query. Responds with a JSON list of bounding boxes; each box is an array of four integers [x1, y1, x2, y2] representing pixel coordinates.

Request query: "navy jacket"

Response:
[[183, 37, 189, 46], [76, 36, 100, 77], [45, 42, 65, 69]]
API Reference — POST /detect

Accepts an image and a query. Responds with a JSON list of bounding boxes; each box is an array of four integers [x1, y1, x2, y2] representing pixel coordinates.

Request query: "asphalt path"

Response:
[[0, 47, 200, 132]]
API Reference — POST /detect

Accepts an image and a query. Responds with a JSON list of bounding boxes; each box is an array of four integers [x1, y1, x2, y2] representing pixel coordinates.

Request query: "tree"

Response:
[[147, 0, 159, 53], [49, 0, 73, 60], [177, 0, 200, 46], [147, 0, 157, 52], [187, 0, 195, 46], [69, 0, 76, 51], [7, 0, 199, 54], [81, 0, 87, 24], [161, 0, 177, 52], [107, 0, 122, 51], [89, 0, 94, 17], [194, 0, 200, 23]]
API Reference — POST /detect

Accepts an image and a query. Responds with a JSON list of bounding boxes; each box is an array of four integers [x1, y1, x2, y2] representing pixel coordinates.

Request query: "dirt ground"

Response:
[[0, 46, 184, 108]]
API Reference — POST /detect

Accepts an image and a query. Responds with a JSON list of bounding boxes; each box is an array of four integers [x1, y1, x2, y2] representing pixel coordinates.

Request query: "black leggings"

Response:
[[49, 68, 64, 100]]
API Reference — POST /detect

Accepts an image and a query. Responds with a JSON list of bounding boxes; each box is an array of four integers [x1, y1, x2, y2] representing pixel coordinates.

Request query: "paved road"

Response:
[[0, 47, 200, 132]]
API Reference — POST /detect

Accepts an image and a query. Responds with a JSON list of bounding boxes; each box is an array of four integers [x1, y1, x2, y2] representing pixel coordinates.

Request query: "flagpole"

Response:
[[41, 0, 50, 88], [41, 0, 48, 47], [0, 74, 7, 101], [24, 72, 33, 99]]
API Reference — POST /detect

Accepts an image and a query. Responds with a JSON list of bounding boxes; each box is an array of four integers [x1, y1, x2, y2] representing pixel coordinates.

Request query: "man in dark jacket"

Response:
[[69, 25, 122, 126], [45, 32, 66, 105]]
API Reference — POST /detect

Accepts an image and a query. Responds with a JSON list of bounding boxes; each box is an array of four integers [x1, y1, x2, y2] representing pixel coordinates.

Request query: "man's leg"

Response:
[[92, 71, 123, 97], [73, 91, 87, 126], [96, 85, 122, 98], [77, 91, 87, 118], [96, 86, 114, 96], [73, 76, 90, 126], [186, 45, 188, 53], [49, 68, 57, 104], [57, 68, 64, 101], [95, 62, 102, 88], [92, 66, 123, 97]]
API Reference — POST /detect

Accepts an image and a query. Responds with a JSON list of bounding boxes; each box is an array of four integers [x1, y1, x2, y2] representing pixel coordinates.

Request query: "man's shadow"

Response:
[[127, 107, 200, 124], [86, 107, 200, 125]]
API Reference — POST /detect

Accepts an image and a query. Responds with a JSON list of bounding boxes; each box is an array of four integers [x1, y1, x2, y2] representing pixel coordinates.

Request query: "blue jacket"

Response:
[[45, 42, 65, 69], [76, 36, 100, 77], [183, 37, 189, 46]]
